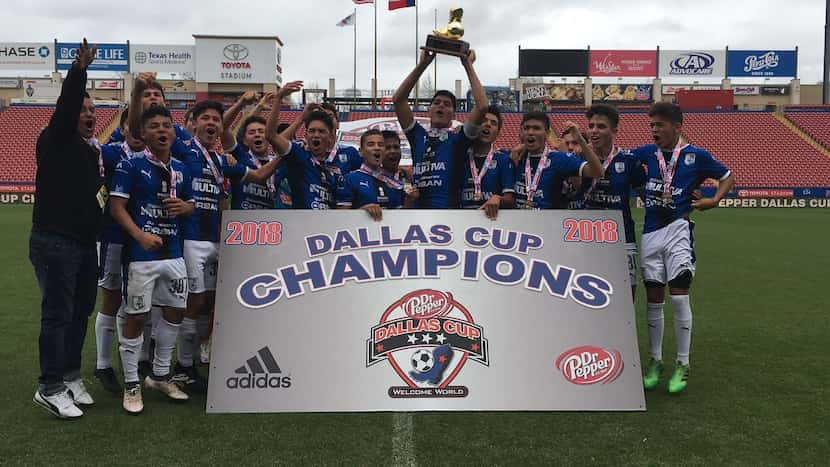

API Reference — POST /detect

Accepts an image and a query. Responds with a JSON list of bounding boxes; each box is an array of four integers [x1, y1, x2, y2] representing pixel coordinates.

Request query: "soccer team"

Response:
[[30, 40, 735, 419]]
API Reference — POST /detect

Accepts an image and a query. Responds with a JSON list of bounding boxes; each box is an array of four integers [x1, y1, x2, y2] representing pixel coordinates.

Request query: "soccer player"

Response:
[[278, 101, 362, 175], [511, 112, 604, 209], [560, 125, 588, 209], [633, 102, 735, 394], [94, 111, 147, 394], [579, 104, 648, 300], [110, 105, 195, 413], [391, 49, 488, 208], [337, 129, 405, 219], [458, 105, 515, 219], [30, 39, 101, 419], [183, 108, 196, 136]]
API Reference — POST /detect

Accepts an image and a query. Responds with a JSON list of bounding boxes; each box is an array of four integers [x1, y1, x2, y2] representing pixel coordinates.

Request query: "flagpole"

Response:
[[414, 0, 419, 111], [353, 7, 357, 109], [434, 7, 438, 95], [373, 1, 378, 109]]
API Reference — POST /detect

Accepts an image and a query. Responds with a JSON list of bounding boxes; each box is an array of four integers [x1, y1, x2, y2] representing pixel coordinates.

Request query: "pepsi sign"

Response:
[[727, 50, 797, 77]]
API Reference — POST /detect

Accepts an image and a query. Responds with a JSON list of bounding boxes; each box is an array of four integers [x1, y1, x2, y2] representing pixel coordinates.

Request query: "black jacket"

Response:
[[32, 64, 104, 245]]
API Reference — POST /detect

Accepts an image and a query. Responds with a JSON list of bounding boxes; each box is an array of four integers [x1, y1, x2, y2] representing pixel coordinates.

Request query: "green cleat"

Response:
[[642, 358, 664, 390], [667, 362, 690, 394]]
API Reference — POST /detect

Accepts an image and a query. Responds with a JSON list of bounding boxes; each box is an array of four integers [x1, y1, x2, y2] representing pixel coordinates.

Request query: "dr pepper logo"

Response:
[[367, 289, 488, 398], [556, 346, 623, 385]]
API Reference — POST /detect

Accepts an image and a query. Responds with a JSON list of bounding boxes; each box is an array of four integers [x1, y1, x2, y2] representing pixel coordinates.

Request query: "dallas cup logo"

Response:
[[367, 289, 488, 398], [556, 346, 624, 385]]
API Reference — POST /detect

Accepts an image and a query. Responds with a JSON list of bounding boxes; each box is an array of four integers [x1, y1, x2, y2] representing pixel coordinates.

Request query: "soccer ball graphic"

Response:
[[411, 349, 434, 373]]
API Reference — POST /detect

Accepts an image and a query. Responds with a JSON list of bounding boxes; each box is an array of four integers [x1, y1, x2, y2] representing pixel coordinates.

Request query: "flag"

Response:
[[336, 12, 356, 27], [353, 0, 374, 4], [388, 0, 415, 11]]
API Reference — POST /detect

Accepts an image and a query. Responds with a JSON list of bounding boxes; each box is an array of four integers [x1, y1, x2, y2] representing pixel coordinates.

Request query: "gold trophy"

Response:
[[422, 7, 470, 57]]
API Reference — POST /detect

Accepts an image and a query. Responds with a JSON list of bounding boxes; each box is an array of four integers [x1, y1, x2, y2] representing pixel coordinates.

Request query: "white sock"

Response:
[[153, 319, 180, 377], [671, 295, 693, 365], [646, 302, 665, 361], [140, 316, 153, 362], [95, 313, 116, 370], [118, 334, 143, 384], [150, 306, 162, 339], [177, 317, 198, 367]]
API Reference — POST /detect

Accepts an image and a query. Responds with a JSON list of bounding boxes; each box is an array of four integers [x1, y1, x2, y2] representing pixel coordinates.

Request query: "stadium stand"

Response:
[[784, 111, 830, 150], [0, 105, 118, 183]]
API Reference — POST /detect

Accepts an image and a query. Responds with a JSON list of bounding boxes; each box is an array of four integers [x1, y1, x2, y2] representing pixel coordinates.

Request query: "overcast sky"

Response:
[[2, 0, 826, 90]]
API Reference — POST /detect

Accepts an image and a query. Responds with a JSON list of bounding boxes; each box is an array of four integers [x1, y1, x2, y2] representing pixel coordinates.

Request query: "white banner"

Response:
[[661, 85, 721, 95], [0, 42, 53, 70], [94, 80, 124, 90], [659, 50, 725, 78], [130, 44, 195, 75], [194, 37, 280, 84], [732, 85, 760, 96], [207, 210, 645, 413], [21, 79, 59, 100], [337, 116, 461, 167], [0, 78, 19, 88]]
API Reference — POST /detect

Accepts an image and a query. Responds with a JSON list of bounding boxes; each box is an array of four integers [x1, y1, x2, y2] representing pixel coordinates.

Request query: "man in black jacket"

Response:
[[30, 39, 103, 419]]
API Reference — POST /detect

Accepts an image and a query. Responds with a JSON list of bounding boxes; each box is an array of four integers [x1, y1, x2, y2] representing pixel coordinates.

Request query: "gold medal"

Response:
[[662, 192, 672, 205], [525, 199, 534, 209], [474, 192, 482, 201]]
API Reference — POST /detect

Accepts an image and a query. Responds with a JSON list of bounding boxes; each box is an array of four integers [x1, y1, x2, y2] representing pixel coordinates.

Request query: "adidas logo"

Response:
[[225, 346, 292, 389]]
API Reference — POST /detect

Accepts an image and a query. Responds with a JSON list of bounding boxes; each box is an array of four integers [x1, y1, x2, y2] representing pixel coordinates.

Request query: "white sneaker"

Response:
[[64, 378, 94, 406], [122, 384, 144, 414], [144, 376, 189, 401], [33, 389, 83, 419], [199, 341, 211, 364]]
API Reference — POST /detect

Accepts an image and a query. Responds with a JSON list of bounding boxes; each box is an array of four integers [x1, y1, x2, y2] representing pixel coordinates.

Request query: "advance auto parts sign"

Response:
[[207, 210, 645, 413], [194, 37, 278, 84]]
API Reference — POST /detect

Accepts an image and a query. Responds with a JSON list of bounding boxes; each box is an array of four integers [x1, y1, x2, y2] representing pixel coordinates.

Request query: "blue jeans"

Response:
[[29, 230, 98, 395]]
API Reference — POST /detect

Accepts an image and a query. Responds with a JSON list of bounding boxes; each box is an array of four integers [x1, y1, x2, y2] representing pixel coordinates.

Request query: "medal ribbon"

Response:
[[469, 147, 496, 201], [250, 151, 276, 199], [524, 147, 549, 204], [584, 146, 620, 200], [144, 150, 177, 199], [192, 138, 224, 191], [358, 164, 404, 190], [656, 140, 688, 202]]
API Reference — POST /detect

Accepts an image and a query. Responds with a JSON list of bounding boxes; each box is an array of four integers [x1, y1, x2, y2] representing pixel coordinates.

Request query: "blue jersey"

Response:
[[324, 144, 363, 174], [406, 122, 477, 209], [458, 148, 515, 209], [337, 169, 404, 210], [228, 144, 278, 210], [110, 155, 193, 262], [577, 149, 647, 243], [100, 142, 145, 244], [180, 139, 247, 242], [274, 165, 293, 209], [513, 151, 586, 209], [633, 144, 730, 234], [108, 125, 192, 160], [284, 141, 339, 210]]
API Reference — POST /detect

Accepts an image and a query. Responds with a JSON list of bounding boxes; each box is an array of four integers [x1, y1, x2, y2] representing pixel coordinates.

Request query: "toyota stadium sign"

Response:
[[194, 35, 282, 84], [0, 42, 53, 70]]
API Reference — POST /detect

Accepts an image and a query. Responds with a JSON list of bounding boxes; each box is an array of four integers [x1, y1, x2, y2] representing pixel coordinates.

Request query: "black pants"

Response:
[[29, 230, 98, 395]]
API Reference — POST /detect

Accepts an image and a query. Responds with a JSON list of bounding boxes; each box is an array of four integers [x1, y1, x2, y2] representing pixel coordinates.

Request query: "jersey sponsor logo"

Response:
[[367, 289, 488, 398], [555, 345, 624, 385]]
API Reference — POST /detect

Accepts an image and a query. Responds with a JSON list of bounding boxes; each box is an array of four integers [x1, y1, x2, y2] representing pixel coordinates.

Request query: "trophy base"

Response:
[[422, 35, 470, 57]]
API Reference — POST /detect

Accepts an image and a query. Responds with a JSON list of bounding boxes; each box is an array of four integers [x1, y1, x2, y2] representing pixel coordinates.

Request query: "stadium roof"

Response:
[[192, 34, 284, 47]]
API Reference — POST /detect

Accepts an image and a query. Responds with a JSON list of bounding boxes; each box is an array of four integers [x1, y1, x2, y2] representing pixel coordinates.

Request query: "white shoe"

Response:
[[144, 376, 189, 401], [122, 384, 144, 414], [64, 378, 94, 406], [199, 341, 211, 364], [33, 389, 83, 419]]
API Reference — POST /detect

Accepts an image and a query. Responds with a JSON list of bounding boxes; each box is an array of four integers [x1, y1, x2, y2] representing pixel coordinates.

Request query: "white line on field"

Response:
[[392, 412, 416, 467]]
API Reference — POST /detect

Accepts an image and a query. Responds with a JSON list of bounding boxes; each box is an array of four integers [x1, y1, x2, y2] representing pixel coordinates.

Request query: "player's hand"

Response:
[[398, 166, 413, 182], [259, 91, 277, 109], [691, 189, 702, 200], [137, 72, 157, 83], [225, 154, 238, 166], [509, 143, 526, 166], [562, 121, 582, 139], [362, 203, 383, 221], [163, 197, 192, 217], [302, 102, 319, 117], [461, 49, 476, 67], [418, 49, 436, 67], [279, 80, 304, 97], [138, 232, 163, 252], [240, 91, 259, 105], [480, 194, 501, 220], [75, 38, 97, 70], [691, 197, 718, 211]]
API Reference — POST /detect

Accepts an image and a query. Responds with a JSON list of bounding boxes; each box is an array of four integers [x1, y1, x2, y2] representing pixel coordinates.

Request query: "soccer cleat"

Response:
[[137, 360, 152, 380], [33, 389, 83, 419], [144, 375, 189, 401], [171, 363, 208, 395], [94, 367, 122, 395], [642, 358, 664, 390], [122, 383, 144, 414], [668, 362, 690, 394], [64, 378, 94, 406], [200, 340, 211, 365]]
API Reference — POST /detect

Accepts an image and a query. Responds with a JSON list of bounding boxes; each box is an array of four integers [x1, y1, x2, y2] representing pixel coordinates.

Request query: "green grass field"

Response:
[[1, 205, 827, 465]]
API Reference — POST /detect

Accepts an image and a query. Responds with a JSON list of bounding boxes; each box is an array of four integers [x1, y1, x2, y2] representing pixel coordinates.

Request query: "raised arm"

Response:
[[280, 103, 317, 140], [562, 121, 603, 178], [222, 91, 259, 150], [265, 80, 304, 156], [392, 49, 435, 130], [127, 77, 150, 141], [50, 38, 95, 140], [461, 50, 488, 127]]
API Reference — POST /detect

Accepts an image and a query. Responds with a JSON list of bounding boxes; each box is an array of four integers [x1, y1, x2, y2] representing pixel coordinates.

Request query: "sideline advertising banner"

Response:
[[589, 50, 657, 77], [130, 44, 195, 75], [659, 50, 725, 77], [56, 43, 128, 71], [727, 50, 796, 77], [194, 36, 280, 84], [207, 211, 645, 413], [0, 42, 53, 70]]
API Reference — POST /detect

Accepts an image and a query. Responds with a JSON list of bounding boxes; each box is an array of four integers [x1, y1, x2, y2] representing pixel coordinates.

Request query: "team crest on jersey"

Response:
[[543, 159, 552, 169], [338, 153, 348, 164], [131, 296, 145, 311], [615, 162, 626, 173], [487, 161, 498, 169], [366, 289, 489, 398], [684, 153, 696, 165]]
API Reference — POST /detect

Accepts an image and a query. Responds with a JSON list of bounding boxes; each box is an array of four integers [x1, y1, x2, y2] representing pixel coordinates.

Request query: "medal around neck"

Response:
[[423, 7, 470, 57]]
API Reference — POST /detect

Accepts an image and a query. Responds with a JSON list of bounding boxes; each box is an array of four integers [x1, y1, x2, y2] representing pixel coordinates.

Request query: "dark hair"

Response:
[[140, 105, 173, 127], [521, 111, 550, 131], [648, 102, 683, 125], [119, 107, 130, 128], [381, 130, 400, 142], [145, 81, 166, 100], [319, 102, 338, 119], [360, 129, 384, 147], [184, 108, 194, 124], [83, 91, 91, 99], [586, 103, 620, 129], [432, 90, 457, 109], [304, 110, 334, 132], [237, 115, 267, 142], [277, 123, 290, 133], [485, 105, 503, 129], [191, 100, 225, 120]]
